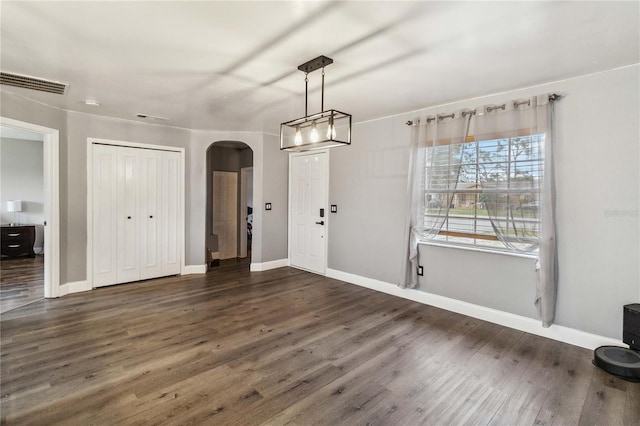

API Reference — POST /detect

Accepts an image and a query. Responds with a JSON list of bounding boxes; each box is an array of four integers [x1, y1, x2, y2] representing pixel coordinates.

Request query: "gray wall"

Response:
[[328, 118, 409, 284], [2, 64, 637, 340], [421, 245, 538, 319], [0, 137, 45, 252], [261, 133, 288, 262], [0, 97, 235, 281], [189, 130, 288, 266], [0, 96, 291, 280], [327, 65, 640, 340], [64, 112, 192, 282], [0, 92, 70, 279]]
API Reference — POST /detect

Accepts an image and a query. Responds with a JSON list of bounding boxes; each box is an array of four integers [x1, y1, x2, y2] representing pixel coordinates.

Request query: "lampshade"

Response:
[[280, 55, 352, 152], [7, 200, 22, 212]]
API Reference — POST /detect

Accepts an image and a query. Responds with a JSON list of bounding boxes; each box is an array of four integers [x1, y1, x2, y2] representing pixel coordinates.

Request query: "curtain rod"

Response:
[[405, 93, 561, 126]]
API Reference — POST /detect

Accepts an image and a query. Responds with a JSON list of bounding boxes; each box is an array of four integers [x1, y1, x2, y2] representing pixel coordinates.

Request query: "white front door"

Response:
[[289, 152, 328, 275]]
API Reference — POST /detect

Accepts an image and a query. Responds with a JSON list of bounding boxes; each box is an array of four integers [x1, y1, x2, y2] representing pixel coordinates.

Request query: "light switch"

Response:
[[330, 205, 337, 213], [265, 203, 272, 210]]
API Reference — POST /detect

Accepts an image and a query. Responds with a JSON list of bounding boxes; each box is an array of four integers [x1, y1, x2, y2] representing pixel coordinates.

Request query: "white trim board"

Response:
[[250, 258, 289, 272], [58, 280, 91, 297], [326, 268, 622, 351], [183, 265, 207, 275]]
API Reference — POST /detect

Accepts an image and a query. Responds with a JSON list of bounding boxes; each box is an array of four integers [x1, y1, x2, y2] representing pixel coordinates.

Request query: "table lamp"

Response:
[[7, 200, 22, 226]]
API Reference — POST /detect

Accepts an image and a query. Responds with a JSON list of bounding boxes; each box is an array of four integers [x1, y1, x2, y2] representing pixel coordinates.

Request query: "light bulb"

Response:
[[310, 122, 319, 143], [294, 126, 302, 145], [326, 115, 336, 139]]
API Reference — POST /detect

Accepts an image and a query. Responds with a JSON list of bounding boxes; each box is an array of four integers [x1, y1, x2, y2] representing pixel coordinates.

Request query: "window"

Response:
[[424, 132, 544, 252]]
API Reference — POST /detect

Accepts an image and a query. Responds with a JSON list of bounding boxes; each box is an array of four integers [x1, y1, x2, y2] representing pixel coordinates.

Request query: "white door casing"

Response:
[[213, 171, 238, 260], [239, 167, 253, 259], [0, 117, 60, 298], [289, 151, 328, 275]]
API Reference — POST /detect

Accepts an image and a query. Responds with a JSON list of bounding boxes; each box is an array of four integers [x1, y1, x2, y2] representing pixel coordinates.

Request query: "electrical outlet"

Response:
[[417, 266, 424, 276]]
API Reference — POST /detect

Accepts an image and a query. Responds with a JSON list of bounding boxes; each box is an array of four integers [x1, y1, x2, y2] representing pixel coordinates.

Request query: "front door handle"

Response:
[[315, 221, 325, 225]]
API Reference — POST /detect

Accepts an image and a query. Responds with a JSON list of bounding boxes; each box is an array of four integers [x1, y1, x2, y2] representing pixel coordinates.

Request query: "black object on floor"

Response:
[[593, 345, 640, 382], [623, 303, 640, 350]]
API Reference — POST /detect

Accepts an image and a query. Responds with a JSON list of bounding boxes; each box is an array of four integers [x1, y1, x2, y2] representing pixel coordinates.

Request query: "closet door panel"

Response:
[[140, 150, 162, 279], [92, 145, 118, 287], [116, 147, 141, 284], [161, 151, 181, 276]]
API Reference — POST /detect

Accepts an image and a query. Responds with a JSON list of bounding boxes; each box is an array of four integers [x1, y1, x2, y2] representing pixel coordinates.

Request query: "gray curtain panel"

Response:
[[402, 111, 472, 289], [474, 95, 557, 326]]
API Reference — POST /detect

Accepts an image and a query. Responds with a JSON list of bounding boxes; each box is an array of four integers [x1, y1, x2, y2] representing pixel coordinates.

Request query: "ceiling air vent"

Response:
[[0, 71, 67, 95]]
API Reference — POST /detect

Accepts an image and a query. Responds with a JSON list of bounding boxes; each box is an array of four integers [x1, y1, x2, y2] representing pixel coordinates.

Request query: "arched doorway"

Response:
[[205, 141, 253, 268]]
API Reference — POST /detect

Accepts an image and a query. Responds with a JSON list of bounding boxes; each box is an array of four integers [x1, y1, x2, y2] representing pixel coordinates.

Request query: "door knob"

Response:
[[315, 221, 325, 225], [127, 216, 132, 219], [149, 215, 153, 219]]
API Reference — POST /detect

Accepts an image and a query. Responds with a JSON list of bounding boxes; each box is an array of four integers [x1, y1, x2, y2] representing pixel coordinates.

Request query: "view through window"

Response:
[[424, 133, 544, 252]]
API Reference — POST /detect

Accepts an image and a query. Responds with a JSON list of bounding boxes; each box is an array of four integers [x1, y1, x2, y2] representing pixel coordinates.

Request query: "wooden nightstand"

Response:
[[1, 225, 36, 259]]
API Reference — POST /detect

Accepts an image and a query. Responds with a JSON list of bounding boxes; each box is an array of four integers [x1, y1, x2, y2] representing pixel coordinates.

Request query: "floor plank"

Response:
[[0, 255, 44, 314], [1, 262, 638, 425]]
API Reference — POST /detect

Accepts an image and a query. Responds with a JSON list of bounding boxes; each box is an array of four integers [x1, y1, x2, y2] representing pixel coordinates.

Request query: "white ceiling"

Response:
[[1, 1, 638, 133]]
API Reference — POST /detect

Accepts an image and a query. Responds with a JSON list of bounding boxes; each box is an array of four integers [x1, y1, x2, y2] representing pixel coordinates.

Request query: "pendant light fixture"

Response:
[[280, 55, 352, 151]]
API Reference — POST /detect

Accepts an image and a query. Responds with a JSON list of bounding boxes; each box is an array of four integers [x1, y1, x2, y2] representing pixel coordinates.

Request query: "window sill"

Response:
[[419, 240, 538, 260]]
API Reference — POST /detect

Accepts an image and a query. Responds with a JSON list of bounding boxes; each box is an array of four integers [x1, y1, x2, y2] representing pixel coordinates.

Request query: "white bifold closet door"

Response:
[[92, 144, 181, 287]]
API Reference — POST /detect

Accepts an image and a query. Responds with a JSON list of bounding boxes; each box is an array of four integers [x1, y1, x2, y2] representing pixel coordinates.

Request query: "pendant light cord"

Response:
[[321, 68, 325, 113], [304, 73, 309, 117]]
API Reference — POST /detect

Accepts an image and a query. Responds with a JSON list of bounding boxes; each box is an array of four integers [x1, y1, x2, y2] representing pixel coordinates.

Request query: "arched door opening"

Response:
[[205, 141, 253, 269]]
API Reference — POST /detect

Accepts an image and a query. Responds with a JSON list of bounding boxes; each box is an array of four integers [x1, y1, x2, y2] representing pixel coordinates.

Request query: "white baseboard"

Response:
[[326, 268, 622, 351], [58, 280, 91, 297], [250, 258, 289, 272], [183, 265, 207, 275]]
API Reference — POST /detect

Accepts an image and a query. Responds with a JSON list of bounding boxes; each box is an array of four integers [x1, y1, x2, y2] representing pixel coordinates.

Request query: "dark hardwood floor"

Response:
[[0, 255, 44, 314], [1, 262, 638, 425]]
